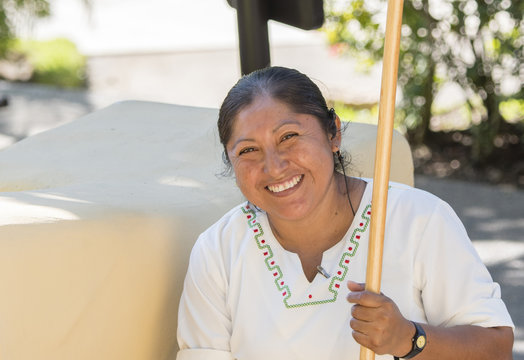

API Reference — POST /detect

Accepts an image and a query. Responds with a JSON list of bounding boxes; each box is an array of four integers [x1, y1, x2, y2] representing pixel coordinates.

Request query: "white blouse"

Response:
[[177, 180, 513, 360]]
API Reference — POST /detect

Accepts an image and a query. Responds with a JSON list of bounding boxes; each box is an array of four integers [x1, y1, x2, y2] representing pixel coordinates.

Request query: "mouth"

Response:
[[266, 175, 303, 193]]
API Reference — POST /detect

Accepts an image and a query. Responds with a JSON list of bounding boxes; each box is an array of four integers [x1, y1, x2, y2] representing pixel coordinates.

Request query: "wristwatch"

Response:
[[394, 321, 427, 359]]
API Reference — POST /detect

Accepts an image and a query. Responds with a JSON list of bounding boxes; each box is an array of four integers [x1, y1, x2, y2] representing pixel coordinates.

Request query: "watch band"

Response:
[[393, 321, 427, 359]]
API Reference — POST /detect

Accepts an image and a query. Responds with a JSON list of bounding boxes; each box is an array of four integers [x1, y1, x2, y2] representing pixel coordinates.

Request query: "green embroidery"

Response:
[[242, 204, 371, 309]]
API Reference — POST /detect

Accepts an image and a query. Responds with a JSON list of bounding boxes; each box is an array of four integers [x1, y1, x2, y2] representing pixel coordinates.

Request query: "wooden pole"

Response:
[[359, 0, 404, 358]]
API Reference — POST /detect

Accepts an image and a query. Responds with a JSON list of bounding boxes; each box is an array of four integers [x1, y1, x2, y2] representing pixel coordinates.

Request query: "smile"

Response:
[[266, 175, 303, 193]]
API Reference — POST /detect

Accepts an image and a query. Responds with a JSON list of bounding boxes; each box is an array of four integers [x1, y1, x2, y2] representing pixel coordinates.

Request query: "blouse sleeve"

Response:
[[176, 232, 235, 360], [414, 199, 514, 329]]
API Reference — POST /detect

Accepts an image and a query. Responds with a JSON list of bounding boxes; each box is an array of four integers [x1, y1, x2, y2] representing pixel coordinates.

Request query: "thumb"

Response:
[[347, 280, 365, 292]]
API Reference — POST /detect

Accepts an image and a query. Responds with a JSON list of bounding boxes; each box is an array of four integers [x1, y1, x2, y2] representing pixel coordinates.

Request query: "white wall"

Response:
[[27, 0, 324, 55]]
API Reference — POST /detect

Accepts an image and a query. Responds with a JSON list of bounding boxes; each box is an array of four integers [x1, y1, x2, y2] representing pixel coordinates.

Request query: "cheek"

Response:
[[233, 162, 257, 191], [295, 141, 335, 168]]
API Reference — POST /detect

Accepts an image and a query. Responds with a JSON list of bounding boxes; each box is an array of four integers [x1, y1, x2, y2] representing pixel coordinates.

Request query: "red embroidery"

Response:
[[243, 203, 370, 309]]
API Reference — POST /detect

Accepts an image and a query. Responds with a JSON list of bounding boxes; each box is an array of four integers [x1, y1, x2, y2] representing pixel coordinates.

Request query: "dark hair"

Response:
[[217, 66, 347, 173]]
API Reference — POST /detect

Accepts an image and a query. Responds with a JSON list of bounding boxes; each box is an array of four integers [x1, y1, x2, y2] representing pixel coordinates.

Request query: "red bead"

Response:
[[247, 215, 252, 219], [271, 261, 275, 265], [261, 240, 265, 244], [335, 284, 340, 288], [263, 252, 268, 256], [345, 259, 350, 264], [356, 235, 360, 239], [337, 271, 342, 275], [281, 281, 284, 285], [273, 272, 278, 276], [254, 229, 258, 233], [359, 222, 363, 227], [283, 292, 287, 296], [308, 294, 312, 299], [348, 247, 353, 251]]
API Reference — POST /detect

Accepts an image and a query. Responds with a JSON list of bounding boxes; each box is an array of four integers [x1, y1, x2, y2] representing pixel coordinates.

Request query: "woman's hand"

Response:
[[347, 281, 514, 360], [346, 281, 414, 357]]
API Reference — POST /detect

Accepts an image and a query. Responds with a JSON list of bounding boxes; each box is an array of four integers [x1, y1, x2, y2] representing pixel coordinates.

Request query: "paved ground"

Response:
[[416, 176, 524, 358], [1, 78, 523, 358]]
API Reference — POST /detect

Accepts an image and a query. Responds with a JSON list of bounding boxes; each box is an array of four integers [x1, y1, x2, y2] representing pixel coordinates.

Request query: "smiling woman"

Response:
[[226, 97, 345, 225], [176, 67, 514, 360]]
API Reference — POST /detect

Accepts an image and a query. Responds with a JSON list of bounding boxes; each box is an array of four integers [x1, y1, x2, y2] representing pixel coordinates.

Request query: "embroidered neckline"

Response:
[[242, 203, 371, 309]]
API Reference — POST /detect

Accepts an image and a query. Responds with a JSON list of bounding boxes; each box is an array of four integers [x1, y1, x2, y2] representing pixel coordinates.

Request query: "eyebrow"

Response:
[[230, 119, 302, 149], [273, 119, 301, 133], [230, 137, 255, 150]]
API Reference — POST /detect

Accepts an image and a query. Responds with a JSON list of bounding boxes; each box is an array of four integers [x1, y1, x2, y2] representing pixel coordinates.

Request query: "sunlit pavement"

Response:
[[416, 176, 524, 358], [1, 81, 523, 359]]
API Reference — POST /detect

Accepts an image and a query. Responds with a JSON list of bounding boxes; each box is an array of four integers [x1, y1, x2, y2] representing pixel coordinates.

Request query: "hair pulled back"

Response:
[[218, 66, 340, 167]]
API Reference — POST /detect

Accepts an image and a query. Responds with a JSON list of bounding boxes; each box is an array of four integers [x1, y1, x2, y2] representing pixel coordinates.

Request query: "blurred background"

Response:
[[0, 0, 523, 356], [0, 0, 522, 189]]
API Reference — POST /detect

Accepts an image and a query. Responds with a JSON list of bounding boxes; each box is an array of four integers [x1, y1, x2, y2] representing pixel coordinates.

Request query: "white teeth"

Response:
[[267, 175, 302, 193]]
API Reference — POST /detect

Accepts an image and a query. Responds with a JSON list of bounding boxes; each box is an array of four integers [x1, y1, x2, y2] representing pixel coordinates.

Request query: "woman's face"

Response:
[[226, 96, 341, 222]]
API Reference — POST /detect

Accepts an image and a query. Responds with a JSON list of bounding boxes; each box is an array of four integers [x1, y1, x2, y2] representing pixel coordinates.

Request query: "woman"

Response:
[[177, 67, 514, 359]]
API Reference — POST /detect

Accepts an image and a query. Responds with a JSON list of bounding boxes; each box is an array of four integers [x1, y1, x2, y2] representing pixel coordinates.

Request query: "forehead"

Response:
[[239, 95, 291, 119], [230, 96, 320, 138]]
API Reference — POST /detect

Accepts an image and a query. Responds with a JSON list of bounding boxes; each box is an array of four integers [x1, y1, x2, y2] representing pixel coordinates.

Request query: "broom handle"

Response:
[[359, 0, 404, 358]]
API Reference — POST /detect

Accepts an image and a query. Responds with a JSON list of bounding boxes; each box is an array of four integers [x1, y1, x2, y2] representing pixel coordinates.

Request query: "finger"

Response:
[[347, 290, 387, 307], [347, 280, 365, 292], [350, 318, 389, 355], [351, 328, 371, 348], [350, 319, 380, 351], [351, 304, 383, 322], [349, 315, 371, 335], [352, 330, 388, 356]]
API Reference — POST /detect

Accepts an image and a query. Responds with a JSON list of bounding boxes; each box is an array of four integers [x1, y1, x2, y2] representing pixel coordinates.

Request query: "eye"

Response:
[[239, 147, 256, 155], [281, 132, 298, 142]]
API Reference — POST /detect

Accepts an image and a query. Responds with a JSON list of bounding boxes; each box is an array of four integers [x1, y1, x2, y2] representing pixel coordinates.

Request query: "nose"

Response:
[[263, 148, 288, 177]]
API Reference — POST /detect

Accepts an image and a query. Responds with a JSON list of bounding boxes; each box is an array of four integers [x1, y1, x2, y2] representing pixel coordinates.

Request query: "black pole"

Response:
[[235, 0, 270, 75]]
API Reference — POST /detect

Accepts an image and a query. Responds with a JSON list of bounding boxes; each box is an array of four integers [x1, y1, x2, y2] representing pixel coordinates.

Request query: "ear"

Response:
[[331, 115, 342, 152]]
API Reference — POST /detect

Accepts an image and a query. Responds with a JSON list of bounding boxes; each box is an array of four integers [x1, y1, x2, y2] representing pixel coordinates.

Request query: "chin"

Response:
[[267, 204, 312, 222]]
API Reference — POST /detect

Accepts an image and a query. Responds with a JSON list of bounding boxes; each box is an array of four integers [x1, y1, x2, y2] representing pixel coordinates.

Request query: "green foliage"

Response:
[[332, 101, 408, 132], [324, 0, 523, 163], [13, 38, 87, 88], [0, 0, 50, 56], [499, 99, 524, 124], [332, 102, 379, 124]]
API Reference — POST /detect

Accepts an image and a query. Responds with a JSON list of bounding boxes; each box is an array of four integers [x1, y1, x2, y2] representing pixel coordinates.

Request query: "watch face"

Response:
[[416, 335, 426, 349]]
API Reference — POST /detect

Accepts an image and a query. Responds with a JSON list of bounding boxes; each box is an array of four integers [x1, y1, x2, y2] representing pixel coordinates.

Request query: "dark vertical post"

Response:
[[235, 0, 270, 75]]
